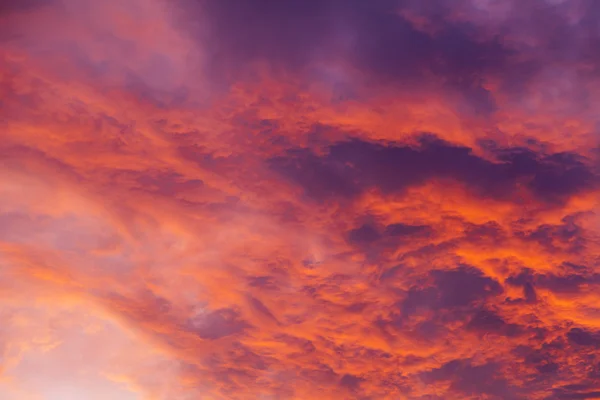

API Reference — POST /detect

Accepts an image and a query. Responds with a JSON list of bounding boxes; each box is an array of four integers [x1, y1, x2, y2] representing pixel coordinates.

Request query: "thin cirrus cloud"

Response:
[[1, 0, 600, 399]]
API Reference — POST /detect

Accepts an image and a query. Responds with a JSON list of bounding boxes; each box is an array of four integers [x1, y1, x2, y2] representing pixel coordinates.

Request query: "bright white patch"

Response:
[[0, 298, 179, 400]]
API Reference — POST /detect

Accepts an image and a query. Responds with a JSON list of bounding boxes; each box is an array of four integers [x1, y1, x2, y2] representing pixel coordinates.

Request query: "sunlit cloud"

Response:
[[1, 0, 600, 398]]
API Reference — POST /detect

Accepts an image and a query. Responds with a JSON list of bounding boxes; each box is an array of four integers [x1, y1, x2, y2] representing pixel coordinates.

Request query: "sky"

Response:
[[1, 0, 600, 399]]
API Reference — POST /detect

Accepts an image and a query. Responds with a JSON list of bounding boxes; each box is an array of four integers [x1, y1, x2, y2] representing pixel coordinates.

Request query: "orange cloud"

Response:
[[2, 0, 600, 399]]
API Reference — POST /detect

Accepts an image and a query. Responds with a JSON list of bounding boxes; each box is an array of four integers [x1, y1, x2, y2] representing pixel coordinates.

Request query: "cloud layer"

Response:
[[2, 0, 600, 398]]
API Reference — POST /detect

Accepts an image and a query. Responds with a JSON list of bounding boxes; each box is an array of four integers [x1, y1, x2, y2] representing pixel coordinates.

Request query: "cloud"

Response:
[[420, 359, 522, 399], [2, 0, 600, 398], [269, 135, 597, 204], [567, 328, 600, 348], [187, 308, 248, 340]]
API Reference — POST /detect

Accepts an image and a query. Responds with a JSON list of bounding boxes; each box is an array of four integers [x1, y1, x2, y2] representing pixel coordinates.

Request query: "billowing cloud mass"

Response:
[[1, 0, 600, 398]]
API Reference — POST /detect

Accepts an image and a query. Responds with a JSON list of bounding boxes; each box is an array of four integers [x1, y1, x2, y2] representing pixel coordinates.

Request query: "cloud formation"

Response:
[[1, 0, 600, 398]]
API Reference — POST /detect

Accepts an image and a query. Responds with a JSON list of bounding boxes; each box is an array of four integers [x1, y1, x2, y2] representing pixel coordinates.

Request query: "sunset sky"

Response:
[[1, 0, 600, 399]]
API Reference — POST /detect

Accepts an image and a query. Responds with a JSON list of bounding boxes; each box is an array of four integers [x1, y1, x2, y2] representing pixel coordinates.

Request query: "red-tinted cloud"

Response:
[[2, 0, 600, 399]]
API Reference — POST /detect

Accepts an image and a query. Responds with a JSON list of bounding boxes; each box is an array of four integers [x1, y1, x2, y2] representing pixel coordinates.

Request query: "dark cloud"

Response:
[[413, 320, 446, 341], [537, 272, 600, 295], [525, 153, 596, 203], [507, 265, 600, 300], [550, 385, 600, 400], [506, 269, 538, 304], [347, 224, 382, 245], [420, 358, 521, 398], [500, 0, 600, 63], [346, 221, 434, 253], [194, 0, 510, 79], [247, 295, 279, 324], [401, 266, 503, 315], [180, 0, 600, 115], [247, 276, 278, 291], [567, 328, 600, 348], [0, 0, 52, 14], [466, 309, 521, 337], [506, 268, 535, 287], [344, 302, 370, 313], [379, 264, 404, 281], [268, 147, 361, 201], [523, 282, 538, 304], [227, 343, 269, 371], [518, 215, 586, 254], [513, 344, 562, 379], [401, 286, 438, 316], [463, 220, 505, 241], [187, 308, 248, 340], [537, 361, 560, 375], [339, 373, 363, 390], [384, 223, 433, 238], [269, 136, 596, 204], [182, 0, 534, 115], [430, 266, 503, 308]]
